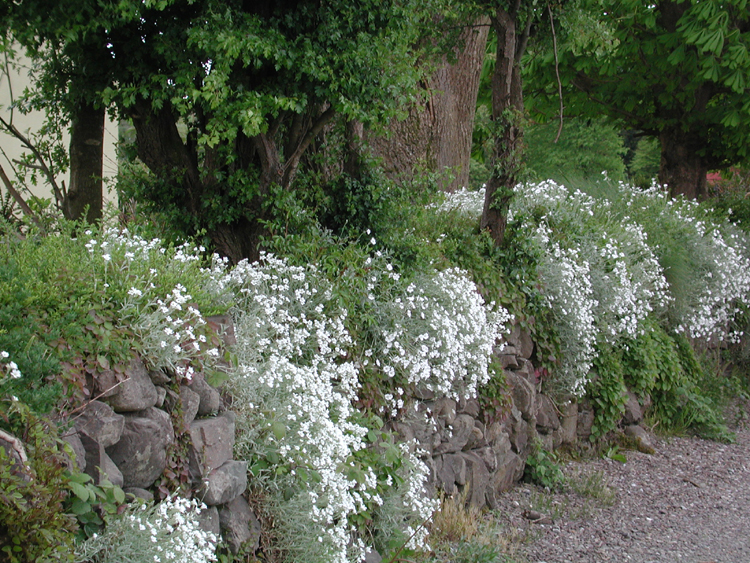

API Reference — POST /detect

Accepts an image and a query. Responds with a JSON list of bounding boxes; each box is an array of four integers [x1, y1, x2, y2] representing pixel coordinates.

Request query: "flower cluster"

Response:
[[369, 267, 511, 407], [75, 496, 218, 563], [0, 351, 22, 381], [225, 254, 377, 563], [533, 224, 598, 396], [434, 187, 486, 217]]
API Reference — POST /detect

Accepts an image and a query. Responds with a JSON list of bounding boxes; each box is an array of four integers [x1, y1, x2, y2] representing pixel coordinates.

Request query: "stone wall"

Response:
[[4, 315, 657, 557], [61, 315, 259, 554]]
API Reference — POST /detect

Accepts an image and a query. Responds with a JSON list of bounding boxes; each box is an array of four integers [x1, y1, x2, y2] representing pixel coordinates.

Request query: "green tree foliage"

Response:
[[4, 0, 435, 262], [524, 117, 626, 182], [525, 0, 750, 199]]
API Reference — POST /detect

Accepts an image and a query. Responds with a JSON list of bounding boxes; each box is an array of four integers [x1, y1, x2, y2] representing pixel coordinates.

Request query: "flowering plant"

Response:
[[74, 496, 218, 563]]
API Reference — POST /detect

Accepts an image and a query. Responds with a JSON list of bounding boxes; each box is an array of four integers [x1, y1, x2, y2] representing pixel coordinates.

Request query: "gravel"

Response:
[[493, 424, 750, 563]]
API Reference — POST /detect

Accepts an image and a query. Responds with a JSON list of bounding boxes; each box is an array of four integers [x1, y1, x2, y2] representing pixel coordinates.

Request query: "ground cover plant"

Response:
[[2, 171, 750, 561]]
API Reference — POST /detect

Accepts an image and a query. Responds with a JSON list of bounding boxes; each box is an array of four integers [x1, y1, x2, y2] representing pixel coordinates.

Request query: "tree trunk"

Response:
[[368, 19, 490, 191], [480, 6, 527, 247], [659, 131, 707, 200], [66, 101, 105, 222]]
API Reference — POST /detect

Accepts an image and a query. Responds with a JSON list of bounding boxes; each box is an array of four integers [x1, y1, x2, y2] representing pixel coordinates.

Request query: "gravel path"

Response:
[[494, 424, 750, 563]]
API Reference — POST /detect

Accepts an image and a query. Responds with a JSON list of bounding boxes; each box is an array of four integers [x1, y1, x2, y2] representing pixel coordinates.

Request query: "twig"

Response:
[[0, 163, 41, 226], [549, 3, 564, 143], [65, 380, 126, 420]]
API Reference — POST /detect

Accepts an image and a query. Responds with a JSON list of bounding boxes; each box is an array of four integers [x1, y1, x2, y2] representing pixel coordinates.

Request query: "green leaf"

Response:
[[271, 420, 287, 440]]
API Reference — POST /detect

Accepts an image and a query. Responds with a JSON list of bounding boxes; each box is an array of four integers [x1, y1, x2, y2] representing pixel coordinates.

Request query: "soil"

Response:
[[494, 419, 750, 563]]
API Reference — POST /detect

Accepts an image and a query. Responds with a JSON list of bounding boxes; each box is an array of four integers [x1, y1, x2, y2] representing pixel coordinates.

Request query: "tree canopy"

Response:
[[525, 0, 750, 199]]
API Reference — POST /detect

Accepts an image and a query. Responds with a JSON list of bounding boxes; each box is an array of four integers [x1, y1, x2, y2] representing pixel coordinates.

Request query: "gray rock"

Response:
[[363, 547, 383, 563], [508, 371, 536, 422], [93, 369, 122, 398], [189, 413, 236, 478], [460, 451, 491, 508], [219, 495, 261, 554], [623, 391, 644, 425], [577, 401, 595, 441], [155, 386, 166, 408], [535, 394, 561, 434], [80, 433, 124, 487], [509, 416, 530, 455], [106, 407, 175, 488], [498, 353, 521, 370], [149, 369, 171, 385], [559, 401, 578, 445], [474, 446, 497, 472], [196, 505, 221, 538], [75, 400, 125, 448], [460, 399, 481, 418], [180, 385, 201, 426], [492, 450, 524, 494], [625, 424, 656, 454], [61, 429, 86, 471], [202, 460, 248, 506], [463, 423, 485, 451], [124, 487, 154, 501], [435, 453, 465, 495], [188, 373, 222, 416], [434, 398, 457, 425], [434, 414, 475, 455], [105, 359, 159, 413]]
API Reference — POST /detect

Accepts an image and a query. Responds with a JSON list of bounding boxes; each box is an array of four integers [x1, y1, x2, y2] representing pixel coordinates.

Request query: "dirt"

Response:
[[493, 422, 750, 563]]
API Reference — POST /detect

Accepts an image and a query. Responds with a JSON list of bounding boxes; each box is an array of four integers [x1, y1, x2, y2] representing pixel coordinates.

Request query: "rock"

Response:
[[189, 413, 236, 479], [188, 373, 222, 416], [498, 353, 521, 370], [106, 407, 175, 488], [535, 394, 561, 434], [509, 416, 530, 455], [460, 399, 480, 418], [149, 369, 171, 385], [506, 324, 535, 360], [622, 391, 644, 425], [93, 369, 122, 398], [460, 451, 491, 508], [463, 423, 485, 451], [219, 496, 261, 554], [434, 414, 475, 455], [492, 449, 524, 494], [105, 359, 159, 413], [434, 453, 464, 495], [124, 487, 154, 501], [508, 371, 535, 422], [180, 385, 201, 426], [474, 446, 497, 472], [413, 386, 436, 401], [202, 460, 248, 506], [80, 433, 124, 487], [206, 314, 237, 347], [155, 386, 166, 408], [625, 425, 656, 454], [577, 401, 595, 441], [75, 400, 125, 448], [559, 401, 578, 445], [363, 547, 383, 563], [61, 429, 87, 471], [434, 398, 457, 425], [196, 505, 221, 538]]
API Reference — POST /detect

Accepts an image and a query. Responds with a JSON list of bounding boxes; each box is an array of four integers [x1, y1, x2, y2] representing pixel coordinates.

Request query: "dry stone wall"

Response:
[[5, 315, 658, 558]]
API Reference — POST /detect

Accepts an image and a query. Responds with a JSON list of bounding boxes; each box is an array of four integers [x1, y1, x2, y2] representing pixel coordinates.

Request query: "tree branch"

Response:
[[0, 163, 41, 226], [549, 4, 564, 143], [0, 115, 65, 207]]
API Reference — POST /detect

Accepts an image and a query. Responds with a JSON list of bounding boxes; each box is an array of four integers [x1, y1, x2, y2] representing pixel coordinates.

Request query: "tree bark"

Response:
[[368, 19, 490, 191], [65, 101, 105, 222], [480, 5, 527, 247], [659, 131, 707, 200]]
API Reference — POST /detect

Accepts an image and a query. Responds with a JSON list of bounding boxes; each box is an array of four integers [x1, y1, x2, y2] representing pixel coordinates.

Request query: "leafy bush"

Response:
[[0, 402, 77, 563]]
